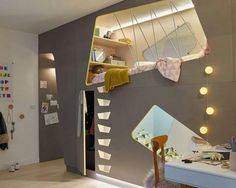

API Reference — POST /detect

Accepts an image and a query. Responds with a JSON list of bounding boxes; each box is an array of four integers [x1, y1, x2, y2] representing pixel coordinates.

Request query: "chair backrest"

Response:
[[151, 135, 168, 187]]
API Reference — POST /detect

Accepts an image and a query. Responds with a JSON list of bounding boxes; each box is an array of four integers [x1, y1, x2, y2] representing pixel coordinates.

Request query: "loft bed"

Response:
[[86, 0, 208, 90], [89, 49, 207, 85]]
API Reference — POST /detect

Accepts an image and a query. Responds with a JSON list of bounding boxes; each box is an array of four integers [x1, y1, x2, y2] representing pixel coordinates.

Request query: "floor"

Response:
[[0, 159, 119, 188]]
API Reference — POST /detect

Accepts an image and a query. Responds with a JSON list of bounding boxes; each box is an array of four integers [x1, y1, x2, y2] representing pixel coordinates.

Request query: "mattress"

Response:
[[91, 61, 156, 84]]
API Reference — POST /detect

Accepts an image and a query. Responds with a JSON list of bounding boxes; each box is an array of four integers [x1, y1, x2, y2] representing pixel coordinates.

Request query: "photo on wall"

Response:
[[41, 102, 49, 113]]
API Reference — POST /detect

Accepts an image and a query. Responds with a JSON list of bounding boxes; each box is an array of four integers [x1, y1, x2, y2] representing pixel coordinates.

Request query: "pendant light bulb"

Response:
[[200, 87, 208, 95], [206, 107, 214, 115], [205, 66, 213, 75], [200, 126, 208, 135]]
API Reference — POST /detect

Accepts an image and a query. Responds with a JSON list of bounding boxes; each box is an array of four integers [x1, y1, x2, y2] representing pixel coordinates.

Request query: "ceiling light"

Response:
[[110, 2, 195, 31]]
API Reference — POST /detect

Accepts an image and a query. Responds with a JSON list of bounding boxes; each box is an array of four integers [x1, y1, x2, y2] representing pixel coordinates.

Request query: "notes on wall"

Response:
[[0, 64, 12, 100], [50, 100, 58, 106], [40, 81, 47, 89], [44, 112, 59, 126], [46, 94, 53, 100], [41, 94, 59, 125]]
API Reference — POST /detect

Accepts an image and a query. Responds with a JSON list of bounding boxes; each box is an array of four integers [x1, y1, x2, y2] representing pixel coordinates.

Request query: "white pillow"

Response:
[[134, 61, 156, 67]]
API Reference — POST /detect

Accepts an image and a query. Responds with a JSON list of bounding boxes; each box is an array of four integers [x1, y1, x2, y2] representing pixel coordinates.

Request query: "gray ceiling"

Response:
[[0, 0, 123, 34]]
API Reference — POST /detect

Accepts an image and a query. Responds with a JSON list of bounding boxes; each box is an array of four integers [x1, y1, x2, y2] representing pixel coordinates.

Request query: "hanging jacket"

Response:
[[0, 112, 9, 150]]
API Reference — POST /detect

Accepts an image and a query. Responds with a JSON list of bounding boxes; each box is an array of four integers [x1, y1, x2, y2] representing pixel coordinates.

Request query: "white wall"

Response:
[[0, 27, 39, 170]]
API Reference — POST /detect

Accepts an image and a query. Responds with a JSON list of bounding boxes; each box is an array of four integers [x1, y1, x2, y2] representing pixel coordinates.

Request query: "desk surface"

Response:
[[165, 160, 236, 188]]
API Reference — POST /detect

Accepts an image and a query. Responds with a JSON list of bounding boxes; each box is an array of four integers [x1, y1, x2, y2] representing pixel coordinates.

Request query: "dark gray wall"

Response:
[[39, 55, 63, 161], [39, 0, 236, 186], [39, 0, 157, 175]]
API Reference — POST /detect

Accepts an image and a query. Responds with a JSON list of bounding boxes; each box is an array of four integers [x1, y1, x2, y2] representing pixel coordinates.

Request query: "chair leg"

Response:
[[152, 149, 159, 187], [160, 146, 165, 163]]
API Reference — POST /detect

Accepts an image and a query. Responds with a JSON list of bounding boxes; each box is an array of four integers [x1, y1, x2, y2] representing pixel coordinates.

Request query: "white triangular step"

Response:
[[98, 124, 111, 133], [98, 165, 111, 173], [97, 98, 111, 107], [97, 86, 107, 93], [97, 112, 111, 120], [98, 139, 111, 146], [98, 150, 111, 160]]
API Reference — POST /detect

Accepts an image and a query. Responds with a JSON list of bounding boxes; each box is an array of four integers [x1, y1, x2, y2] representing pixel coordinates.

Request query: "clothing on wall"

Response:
[[85, 91, 94, 135], [0, 112, 9, 150], [77, 91, 87, 137], [85, 91, 95, 171]]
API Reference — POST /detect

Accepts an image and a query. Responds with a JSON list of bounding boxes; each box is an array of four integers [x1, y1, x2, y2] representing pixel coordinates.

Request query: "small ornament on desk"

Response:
[[229, 136, 236, 171], [221, 161, 230, 169], [230, 136, 236, 152]]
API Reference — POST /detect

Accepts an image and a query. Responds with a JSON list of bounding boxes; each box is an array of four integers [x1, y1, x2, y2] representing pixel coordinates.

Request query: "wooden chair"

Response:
[[151, 135, 168, 187], [151, 135, 192, 188]]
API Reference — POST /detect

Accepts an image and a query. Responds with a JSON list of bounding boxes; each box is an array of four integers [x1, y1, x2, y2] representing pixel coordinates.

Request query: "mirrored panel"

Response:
[[132, 105, 209, 159]]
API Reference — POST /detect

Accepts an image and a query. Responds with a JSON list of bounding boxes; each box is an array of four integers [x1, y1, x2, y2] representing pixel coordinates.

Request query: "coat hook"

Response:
[[8, 104, 14, 110], [19, 114, 25, 119]]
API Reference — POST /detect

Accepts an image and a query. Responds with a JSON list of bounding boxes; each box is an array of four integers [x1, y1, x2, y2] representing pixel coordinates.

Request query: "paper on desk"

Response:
[[199, 160, 222, 166]]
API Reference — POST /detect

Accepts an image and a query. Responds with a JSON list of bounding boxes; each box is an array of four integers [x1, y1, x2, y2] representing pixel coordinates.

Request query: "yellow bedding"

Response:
[[105, 68, 129, 91]]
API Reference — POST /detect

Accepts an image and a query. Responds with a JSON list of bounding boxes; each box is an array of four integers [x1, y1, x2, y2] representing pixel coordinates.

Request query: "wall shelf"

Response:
[[86, 35, 130, 85], [93, 36, 130, 48]]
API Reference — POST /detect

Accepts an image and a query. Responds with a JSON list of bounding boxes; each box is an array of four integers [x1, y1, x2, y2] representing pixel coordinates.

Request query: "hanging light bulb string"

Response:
[[205, 57, 214, 118], [204, 53, 214, 141], [206, 57, 209, 107], [205, 55, 209, 141], [199, 53, 214, 139]]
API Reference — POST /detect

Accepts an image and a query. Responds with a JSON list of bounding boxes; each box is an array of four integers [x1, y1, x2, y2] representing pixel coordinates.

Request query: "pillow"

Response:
[[134, 61, 156, 67]]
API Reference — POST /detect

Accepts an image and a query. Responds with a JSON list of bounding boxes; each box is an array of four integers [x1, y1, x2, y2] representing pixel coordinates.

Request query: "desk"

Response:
[[165, 160, 236, 188]]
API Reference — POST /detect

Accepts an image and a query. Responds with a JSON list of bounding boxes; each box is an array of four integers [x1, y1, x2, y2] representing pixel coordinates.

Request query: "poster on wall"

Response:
[[44, 112, 59, 126], [0, 63, 13, 101], [41, 102, 49, 113], [46, 94, 53, 100], [40, 80, 47, 89]]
